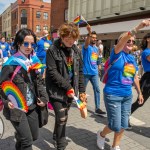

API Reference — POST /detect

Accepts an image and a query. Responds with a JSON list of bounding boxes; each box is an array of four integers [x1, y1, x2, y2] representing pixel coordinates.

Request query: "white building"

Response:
[[68, 0, 150, 50]]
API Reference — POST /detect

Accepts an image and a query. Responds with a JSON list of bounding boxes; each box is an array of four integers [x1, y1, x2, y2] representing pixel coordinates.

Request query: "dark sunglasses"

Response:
[[23, 42, 36, 48], [127, 40, 135, 44]]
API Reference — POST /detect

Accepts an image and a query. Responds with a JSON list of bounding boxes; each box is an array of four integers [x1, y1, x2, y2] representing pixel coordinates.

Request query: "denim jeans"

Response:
[[11, 109, 39, 150], [104, 93, 132, 132], [84, 75, 100, 110]]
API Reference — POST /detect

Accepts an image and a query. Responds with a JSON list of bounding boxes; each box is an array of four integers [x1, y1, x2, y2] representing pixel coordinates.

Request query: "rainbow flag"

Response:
[[46, 34, 51, 41], [28, 63, 46, 72], [1, 81, 28, 112], [74, 96, 86, 110], [74, 15, 87, 25]]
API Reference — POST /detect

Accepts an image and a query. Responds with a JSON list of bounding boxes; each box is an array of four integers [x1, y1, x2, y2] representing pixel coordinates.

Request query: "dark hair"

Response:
[[87, 31, 97, 36], [141, 33, 150, 50], [13, 28, 36, 51]]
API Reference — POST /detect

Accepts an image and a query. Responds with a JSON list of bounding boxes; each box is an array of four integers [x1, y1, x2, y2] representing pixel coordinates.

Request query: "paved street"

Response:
[[0, 82, 150, 150]]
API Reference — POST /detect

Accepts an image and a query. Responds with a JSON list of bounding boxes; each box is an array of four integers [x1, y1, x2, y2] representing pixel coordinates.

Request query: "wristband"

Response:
[[66, 89, 74, 95]]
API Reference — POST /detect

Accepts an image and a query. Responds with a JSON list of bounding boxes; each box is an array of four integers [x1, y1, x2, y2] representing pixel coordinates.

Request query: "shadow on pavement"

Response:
[[67, 126, 111, 150], [127, 125, 150, 138], [33, 126, 55, 150]]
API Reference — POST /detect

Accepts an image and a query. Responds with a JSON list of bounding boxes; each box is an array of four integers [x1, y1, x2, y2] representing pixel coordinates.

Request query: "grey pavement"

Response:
[[0, 82, 150, 150]]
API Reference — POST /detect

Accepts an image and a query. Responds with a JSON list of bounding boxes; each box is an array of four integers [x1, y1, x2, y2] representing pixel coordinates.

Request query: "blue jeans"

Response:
[[104, 93, 132, 132], [84, 75, 100, 110]]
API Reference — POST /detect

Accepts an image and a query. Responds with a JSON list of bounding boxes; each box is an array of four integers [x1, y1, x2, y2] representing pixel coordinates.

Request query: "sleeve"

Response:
[[142, 50, 150, 59], [110, 48, 122, 63], [46, 48, 72, 91], [78, 50, 85, 93], [0, 66, 13, 108], [36, 73, 49, 103]]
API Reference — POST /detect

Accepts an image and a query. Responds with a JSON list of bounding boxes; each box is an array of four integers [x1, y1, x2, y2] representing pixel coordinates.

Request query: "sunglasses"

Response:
[[127, 40, 135, 44], [23, 42, 36, 48]]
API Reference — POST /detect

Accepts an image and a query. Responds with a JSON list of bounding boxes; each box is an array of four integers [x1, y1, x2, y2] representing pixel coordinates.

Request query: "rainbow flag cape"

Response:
[[74, 15, 87, 25], [74, 96, 86, 110], [1, 81, 28, 112]]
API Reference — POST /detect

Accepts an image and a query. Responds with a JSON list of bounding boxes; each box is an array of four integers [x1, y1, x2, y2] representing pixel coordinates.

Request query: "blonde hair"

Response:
[[132, 45, 138, 52], [58, 22, 80, 40]]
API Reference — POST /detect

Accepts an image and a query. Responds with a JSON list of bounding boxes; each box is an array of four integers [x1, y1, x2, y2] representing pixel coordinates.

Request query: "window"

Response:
[[21, 9, 27, 17], [36, 25, 41, 32], [43, 26, 48, 31], [36, 11, 41, 18], [43, 12, 48, 20]]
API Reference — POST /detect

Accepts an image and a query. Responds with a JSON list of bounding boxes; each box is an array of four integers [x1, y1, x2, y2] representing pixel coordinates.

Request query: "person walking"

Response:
[[130, 32, 150, 122], [45, 22, 87, 150], [82, 25, 106, 115], [96, 20, 150, 150], [0, 28, 48, 150]]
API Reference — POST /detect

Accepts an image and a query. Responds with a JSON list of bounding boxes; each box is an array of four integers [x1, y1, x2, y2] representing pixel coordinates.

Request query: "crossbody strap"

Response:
[[10, 66, 22, 82]]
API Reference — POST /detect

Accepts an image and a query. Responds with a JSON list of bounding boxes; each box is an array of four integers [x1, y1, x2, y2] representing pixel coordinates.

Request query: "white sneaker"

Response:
[[111, 146, 121, 150], [97, 130, 105, 150]]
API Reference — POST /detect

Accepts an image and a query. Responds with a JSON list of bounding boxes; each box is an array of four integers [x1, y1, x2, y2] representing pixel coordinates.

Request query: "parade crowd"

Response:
[[0, 19, 150, 150]]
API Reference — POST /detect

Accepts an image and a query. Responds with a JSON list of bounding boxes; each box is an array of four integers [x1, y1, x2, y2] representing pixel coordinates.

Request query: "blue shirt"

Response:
[[104, 49, 138, 97], [141, 48, 150, 72], [82, 45, 98, 75], [0, 42, 10, 57], [36, 38, 52, 59]]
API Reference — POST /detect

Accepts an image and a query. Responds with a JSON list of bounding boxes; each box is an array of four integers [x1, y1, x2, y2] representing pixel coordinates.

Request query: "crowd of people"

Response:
[[0, 19, 150, 150]]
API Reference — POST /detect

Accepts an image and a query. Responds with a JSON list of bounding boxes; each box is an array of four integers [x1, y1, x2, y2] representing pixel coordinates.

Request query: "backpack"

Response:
[[101, 55, 122, 84]]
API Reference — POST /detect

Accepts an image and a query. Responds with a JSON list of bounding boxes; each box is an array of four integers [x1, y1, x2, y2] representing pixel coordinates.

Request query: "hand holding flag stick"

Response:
[[74, 96, 87, 118]]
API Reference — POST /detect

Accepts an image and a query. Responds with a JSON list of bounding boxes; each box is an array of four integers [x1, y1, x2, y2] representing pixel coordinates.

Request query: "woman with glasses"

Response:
[[46, 22, 86, 150], [130, 32, 150, 125], [0, 28, 48, 150], [96, 20, 150, 150]]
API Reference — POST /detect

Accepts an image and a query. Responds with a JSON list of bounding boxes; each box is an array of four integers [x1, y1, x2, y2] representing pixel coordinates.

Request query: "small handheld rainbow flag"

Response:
[[74, 15, 88, 25], [46, 34, 51, 41], [1, 81, 28, 112], [28, 63, 46, 72], [74, 96, 86, 110]]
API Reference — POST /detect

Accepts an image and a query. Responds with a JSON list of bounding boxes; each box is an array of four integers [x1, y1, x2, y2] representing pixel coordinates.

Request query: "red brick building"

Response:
[[51, 0, 68, 39], [11, 0, 51, 37]]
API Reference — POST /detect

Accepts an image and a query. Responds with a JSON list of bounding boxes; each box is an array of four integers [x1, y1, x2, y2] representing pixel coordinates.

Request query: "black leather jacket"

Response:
[[0, 65, 48, 122], [46, 39, 85, 102]]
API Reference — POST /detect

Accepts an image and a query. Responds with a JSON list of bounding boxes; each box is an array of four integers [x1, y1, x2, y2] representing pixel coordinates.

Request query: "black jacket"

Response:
[[0, 65, 48, 122], [46, 38, 85, 102]]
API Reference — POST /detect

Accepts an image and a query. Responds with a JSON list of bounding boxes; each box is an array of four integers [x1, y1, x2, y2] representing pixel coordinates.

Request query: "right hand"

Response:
[[135, 20, 150, 31], [86, 25, 91, 33], [8, 102, 14, 109]]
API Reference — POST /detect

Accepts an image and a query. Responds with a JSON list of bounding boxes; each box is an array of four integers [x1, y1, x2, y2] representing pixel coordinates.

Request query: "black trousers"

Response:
[[51, 99, 72, 150], [11, 109, 39, 150], [131, 72, 150, 114]]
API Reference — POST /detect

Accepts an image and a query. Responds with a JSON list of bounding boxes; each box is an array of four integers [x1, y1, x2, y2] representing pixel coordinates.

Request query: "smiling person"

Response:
[[46, 22, 86, 150], [96, 20, 150, 150], [0, 28, 48, 150]]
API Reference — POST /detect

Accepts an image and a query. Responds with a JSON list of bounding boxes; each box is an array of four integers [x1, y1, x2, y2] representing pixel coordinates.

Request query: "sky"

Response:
[[0, 0, 16, 15]]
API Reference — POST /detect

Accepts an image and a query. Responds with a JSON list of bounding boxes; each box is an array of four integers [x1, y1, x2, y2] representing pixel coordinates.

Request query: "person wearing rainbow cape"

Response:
[[0, 28, 48, 150], [46, 22, 87, 150]]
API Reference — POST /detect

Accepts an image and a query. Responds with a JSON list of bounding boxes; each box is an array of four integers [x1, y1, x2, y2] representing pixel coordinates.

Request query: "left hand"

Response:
[[138, 94, 144, 105], [79, 93, 87, 103], [37, 98, 46, 107]]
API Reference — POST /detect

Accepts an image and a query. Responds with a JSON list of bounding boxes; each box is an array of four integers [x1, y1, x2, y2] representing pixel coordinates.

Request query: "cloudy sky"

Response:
[[0, 0, 16, 15]]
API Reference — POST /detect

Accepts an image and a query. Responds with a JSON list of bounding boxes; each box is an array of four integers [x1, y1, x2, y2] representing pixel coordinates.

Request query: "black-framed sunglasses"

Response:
[[127, 40, 136, 44], [23, 42, 36, 48]]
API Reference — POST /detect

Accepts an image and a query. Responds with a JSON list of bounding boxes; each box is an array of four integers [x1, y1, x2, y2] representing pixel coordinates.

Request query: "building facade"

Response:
[[11, 0, 51, 37], [51, 0, 68, 39], [68, 0, 150, 50], [1, 5, 11, 39]]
